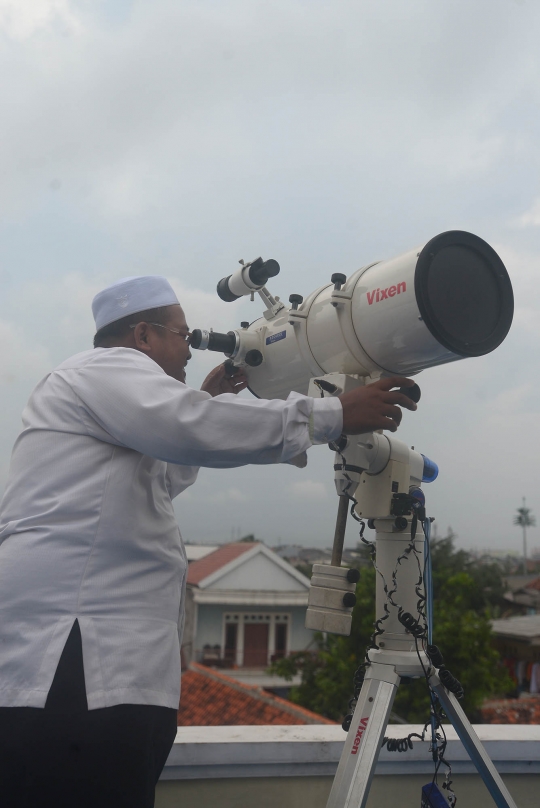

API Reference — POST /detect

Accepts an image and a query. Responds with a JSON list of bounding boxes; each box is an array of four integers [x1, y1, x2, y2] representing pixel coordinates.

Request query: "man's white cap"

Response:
[[92, 276, 180, 332]]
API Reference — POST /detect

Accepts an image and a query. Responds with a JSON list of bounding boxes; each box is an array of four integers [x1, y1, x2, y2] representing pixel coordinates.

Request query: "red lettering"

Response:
[[350, 717, 369, 755], [366, 281, 407, 304]]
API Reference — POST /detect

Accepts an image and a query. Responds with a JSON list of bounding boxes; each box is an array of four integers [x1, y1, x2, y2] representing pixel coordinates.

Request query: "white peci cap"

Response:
[[92, 276, 180, 331]]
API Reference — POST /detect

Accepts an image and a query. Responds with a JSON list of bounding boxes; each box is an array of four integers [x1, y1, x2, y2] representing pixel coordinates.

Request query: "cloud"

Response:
[[0, 0, 80, 41], [513, 198, 540, 228], [1, 1, 540, 552], [209, 487, 248, 504], [290, 480, 328, 500], [0, 319, 51, 384]]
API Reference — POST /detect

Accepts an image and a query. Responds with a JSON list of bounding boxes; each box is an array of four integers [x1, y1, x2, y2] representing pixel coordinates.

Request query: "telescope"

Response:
[[192, 231, 517, 808], [191, 230, 513, 398]]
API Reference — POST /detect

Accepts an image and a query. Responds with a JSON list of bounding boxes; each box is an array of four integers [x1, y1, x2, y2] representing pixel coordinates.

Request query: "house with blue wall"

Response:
[[182, 542, 315, 673]]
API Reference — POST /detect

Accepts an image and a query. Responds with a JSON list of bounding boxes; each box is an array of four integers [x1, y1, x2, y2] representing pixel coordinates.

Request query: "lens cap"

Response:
[[415, 231, 514, 357]]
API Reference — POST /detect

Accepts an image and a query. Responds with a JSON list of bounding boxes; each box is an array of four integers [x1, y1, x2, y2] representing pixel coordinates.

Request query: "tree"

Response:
[[514, 498, 536, 574], [270, 533, 512, 723]]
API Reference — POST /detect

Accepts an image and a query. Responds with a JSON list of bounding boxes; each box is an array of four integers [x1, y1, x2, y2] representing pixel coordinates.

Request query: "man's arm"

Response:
[[67, 350, 416, 469]]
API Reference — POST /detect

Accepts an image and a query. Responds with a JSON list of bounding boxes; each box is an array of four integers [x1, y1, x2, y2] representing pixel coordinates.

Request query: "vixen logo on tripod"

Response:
[[350, 717, 369, 755]]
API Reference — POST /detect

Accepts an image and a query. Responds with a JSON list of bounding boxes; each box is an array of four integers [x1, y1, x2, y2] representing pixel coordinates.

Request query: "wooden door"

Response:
[[243, 623, 269, 667]]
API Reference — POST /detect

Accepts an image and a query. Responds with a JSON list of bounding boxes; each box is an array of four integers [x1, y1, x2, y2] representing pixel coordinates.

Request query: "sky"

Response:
[[0, 0, 539, 553]]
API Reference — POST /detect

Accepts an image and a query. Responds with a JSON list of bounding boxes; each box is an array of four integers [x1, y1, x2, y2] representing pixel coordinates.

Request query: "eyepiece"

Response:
[[190, 329, 237, 355], [249, 258, 280, 286]]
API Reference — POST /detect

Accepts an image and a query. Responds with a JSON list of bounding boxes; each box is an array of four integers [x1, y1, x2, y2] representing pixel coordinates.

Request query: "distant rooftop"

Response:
[[492, 614, 540, 640], [187, 542, 256, 585], [184, 544, 219, 562], [177, 663, 335, 726]]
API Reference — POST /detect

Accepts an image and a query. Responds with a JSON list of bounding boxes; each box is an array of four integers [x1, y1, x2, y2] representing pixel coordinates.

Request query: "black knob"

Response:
[[394, 516, 408, 531], [346, 568, 360, 583], [331, 273, 347, 290], [342, 714, 353, 732], [289, 294, 303, 310], [399, 383, 421, 403], [241, 322, 249, 329], [245, 349, 263, 367], [342, 592, 356, 608], [223, 360, 238, 378]]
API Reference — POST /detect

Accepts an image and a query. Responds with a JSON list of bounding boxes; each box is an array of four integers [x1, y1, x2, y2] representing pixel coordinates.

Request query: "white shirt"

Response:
[[0, 348, 342, 710]]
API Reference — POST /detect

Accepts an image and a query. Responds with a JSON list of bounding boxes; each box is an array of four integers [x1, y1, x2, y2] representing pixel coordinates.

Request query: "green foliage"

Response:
[[294, 562, 314, 580], [513, 501, 536, 529], [271, 534, 512, 723]]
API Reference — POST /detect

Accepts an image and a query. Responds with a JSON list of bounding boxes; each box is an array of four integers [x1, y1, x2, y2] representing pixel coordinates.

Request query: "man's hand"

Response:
[[200, 363, 249, 397], [339, 377, 418, 434]]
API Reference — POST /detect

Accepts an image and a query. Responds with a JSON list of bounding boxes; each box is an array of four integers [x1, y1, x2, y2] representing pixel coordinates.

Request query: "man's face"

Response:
[[134, 305, 192, 383], [154, 305, 192, 383]]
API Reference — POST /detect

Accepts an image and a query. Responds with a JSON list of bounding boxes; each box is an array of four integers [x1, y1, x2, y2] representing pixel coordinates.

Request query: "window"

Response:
[[224, 622, 238, 665], [274, 622, 288, 660]]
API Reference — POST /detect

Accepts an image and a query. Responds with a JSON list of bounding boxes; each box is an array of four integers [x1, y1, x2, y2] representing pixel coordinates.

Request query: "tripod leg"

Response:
[[326, 664, 399, 808], [430, 675, 518, 808]]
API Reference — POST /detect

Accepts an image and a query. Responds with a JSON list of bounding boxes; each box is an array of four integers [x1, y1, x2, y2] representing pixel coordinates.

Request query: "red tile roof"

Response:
[[177, 663, 335, 726], [187, 542, 257, 586], [524, 578, 540, 592], [481, 695, 540, 724]]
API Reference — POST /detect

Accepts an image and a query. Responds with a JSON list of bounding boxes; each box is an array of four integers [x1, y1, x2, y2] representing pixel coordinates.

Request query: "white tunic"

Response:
[[0, 348, 342, 710]]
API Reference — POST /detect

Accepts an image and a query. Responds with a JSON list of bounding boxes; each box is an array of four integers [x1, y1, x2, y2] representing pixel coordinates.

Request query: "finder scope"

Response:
[[216, 257, 280, 302]]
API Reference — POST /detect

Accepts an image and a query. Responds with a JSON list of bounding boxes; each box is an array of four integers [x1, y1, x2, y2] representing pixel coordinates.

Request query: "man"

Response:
[[0, 276, 417, 807]]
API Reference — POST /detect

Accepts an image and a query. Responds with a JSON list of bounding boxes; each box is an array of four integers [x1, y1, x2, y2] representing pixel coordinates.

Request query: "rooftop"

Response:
[[492, 614, 540, 641], [177, 663, 333, 727], [184, 544, 219, 562], [187, 542, 256, 585]]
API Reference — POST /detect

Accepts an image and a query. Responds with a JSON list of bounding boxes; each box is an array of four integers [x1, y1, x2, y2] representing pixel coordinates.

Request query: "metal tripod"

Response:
[[324, 500, 517, 808]]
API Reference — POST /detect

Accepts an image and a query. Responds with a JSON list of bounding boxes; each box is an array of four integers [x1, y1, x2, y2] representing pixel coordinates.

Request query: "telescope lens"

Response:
[[415, 231, 513, 357], [217, 276, 240, 303]]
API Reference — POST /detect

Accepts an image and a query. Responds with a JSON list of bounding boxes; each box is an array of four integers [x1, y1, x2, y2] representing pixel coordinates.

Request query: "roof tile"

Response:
[[187, 542, 257, 586], [177, 663, 335, 726]]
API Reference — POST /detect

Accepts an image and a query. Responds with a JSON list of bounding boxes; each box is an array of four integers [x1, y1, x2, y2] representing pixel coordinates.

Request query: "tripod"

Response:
[[325, 516, 517, 808], [303, 391, 517, 808]]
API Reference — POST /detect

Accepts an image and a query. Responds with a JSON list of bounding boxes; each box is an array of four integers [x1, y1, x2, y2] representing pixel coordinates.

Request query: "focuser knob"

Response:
[[331, 273, 347, 290]]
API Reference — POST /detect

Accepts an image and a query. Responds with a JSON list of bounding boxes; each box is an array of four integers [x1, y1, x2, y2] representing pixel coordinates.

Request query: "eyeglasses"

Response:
[[129, 323, 192, 342]]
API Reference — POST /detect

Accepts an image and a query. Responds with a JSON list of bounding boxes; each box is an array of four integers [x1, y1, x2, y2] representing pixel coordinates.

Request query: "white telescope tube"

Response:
[[236, 230, 513, 399]]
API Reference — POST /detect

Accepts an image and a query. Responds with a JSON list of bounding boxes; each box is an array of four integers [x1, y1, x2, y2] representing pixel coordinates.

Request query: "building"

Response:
[[503, 576, 540, 614], [182, 542, 315, 677], [491, 614, 540, 695]]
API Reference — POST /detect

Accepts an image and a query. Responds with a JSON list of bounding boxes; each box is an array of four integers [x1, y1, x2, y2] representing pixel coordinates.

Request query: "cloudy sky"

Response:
[[0, 0, 539, 553]]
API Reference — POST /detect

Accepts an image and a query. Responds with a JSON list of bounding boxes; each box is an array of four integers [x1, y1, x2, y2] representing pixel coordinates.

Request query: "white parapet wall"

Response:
[[163, 724, 540, 780]]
